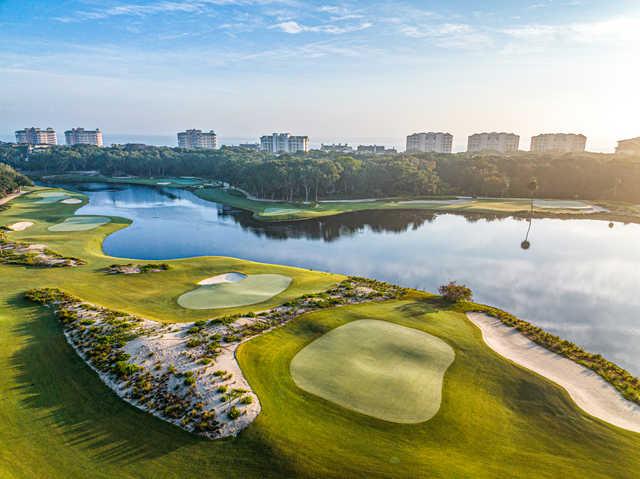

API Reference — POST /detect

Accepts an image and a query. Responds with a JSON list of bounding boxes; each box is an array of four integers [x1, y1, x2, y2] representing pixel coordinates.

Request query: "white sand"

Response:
[[122, 319, 260, 438], [467, 313, 640, 433], [198, 272, 247, 285], [7, 221, 33, 231], [61, 198, 82, 204], [157, 181, 171, 185]]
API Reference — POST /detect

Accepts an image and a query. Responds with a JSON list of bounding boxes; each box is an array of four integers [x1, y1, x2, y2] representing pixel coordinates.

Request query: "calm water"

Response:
[[72, 183, 640, 374]]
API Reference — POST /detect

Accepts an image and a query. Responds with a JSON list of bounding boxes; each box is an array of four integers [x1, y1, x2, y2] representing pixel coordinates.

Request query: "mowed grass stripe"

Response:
[[290, 319, 455, 423]]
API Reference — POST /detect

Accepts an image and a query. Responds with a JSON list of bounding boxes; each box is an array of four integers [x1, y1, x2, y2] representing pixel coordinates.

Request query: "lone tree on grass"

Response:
[[438, 282, 473, 303]]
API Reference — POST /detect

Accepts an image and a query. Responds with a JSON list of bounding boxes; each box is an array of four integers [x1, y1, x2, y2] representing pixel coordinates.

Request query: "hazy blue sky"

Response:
[[1, 0, 639, 151]]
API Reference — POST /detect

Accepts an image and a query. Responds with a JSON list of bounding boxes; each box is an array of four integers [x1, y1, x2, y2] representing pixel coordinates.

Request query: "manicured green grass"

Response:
[[48, 216, 111, 232], [1, 187, 640, 478], [178, 274, 292, 309], [239, 301, 640, 478], [290, 319, 454, 423]]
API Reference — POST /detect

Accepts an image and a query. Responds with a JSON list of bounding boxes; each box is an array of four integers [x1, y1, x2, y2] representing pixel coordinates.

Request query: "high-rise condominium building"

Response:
[[65, 128, 103, 147], [406, 132, 453, 153], [616, 137, 640, 156], [177, 129, 217, 149], [530, 133, 586, 153], [15, 127, 57, 145], [260, 133, 309, 154], [467, 132, 519, 153]]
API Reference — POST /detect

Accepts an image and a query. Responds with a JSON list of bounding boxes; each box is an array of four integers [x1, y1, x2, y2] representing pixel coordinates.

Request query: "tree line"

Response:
[[2, 143, 640, 202], [0, 162, 32, 199]]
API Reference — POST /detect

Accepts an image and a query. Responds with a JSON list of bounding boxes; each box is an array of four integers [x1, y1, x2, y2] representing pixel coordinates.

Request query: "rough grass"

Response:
[[290, 319, 455, 423], [1, 188, 640, 478], [178, 274, 292, 309]]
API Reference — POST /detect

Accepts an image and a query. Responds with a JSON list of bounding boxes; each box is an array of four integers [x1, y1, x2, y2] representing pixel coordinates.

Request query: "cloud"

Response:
[[55, 0, 292, 23], [501, 16, 640, 52], [399, 23, 493, 49], [271, 20, 372, 35]]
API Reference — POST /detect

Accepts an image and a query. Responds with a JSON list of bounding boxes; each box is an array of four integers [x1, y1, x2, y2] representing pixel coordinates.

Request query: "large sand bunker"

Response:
[[467, 313, 640, 433], [61, 198, 82, 204], [178, 273, 292, 309], [290, 319, 455, 423], [7, 221, 33, 231]]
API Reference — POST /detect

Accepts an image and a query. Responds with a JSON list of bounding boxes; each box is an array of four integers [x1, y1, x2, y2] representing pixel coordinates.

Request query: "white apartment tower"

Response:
[[467, 132, 519, 153], [65, 128, 103, 147], [177, 129, 217, 149], [15, 127, 57, 145], [260, 133, 309, 154], [406, 132, 453, 153], [530, 133, 586, 153]]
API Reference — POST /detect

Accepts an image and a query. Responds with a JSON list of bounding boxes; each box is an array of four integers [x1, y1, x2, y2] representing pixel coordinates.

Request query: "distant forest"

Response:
[[0, 162, 32, 199], [2, 144, 639, 202]]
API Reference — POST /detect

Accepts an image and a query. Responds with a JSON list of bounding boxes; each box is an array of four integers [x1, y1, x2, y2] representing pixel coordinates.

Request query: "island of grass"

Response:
[[178, 273, 293, 309], [290, 319, 454, 423], [1, 186, 640, 478]]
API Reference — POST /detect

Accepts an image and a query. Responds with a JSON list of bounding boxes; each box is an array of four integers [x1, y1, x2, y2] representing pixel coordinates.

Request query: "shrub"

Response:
[[438, 281, 473, 303], [228, 406, 242, 420]]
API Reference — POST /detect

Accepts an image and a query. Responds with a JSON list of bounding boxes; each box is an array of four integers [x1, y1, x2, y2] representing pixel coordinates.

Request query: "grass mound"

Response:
[[48, 216, 111, 232], [178, 274, 292, 309], [290, 319, 454, 423]]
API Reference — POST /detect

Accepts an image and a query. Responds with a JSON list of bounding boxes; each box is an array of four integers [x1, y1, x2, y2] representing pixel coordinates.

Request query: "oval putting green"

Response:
[[178, 273, 292, 309], [35, 192, 72, 204], [290, 319, 455, 424], [48, 216, 111, 232]]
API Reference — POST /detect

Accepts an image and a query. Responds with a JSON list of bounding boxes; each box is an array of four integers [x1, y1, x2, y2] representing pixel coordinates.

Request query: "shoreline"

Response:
[[38, 174, 640, 224], [467, 312, 640, 434]]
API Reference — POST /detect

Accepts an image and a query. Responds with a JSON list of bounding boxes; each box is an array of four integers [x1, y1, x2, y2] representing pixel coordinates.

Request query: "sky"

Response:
[[1, 0, 639, 151]]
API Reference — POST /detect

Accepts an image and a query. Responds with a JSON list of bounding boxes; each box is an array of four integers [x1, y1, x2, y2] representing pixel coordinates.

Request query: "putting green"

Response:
[[178, 273, 292, 309], [290, 319, 455, 423], [35, 192, 71, 204], [533, 199, 593, 210], [262, 207, 306, 216], [48, 216, 111, 232]]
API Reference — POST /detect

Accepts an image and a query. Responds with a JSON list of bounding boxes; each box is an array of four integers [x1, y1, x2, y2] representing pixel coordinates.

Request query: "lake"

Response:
[[72, 183, 640, 374]]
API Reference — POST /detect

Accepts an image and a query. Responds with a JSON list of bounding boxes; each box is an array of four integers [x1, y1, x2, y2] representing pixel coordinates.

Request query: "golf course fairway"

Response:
[[290, 319, 455, 423], [2, 187, 640, 478], [178, 273, 292, 309]]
